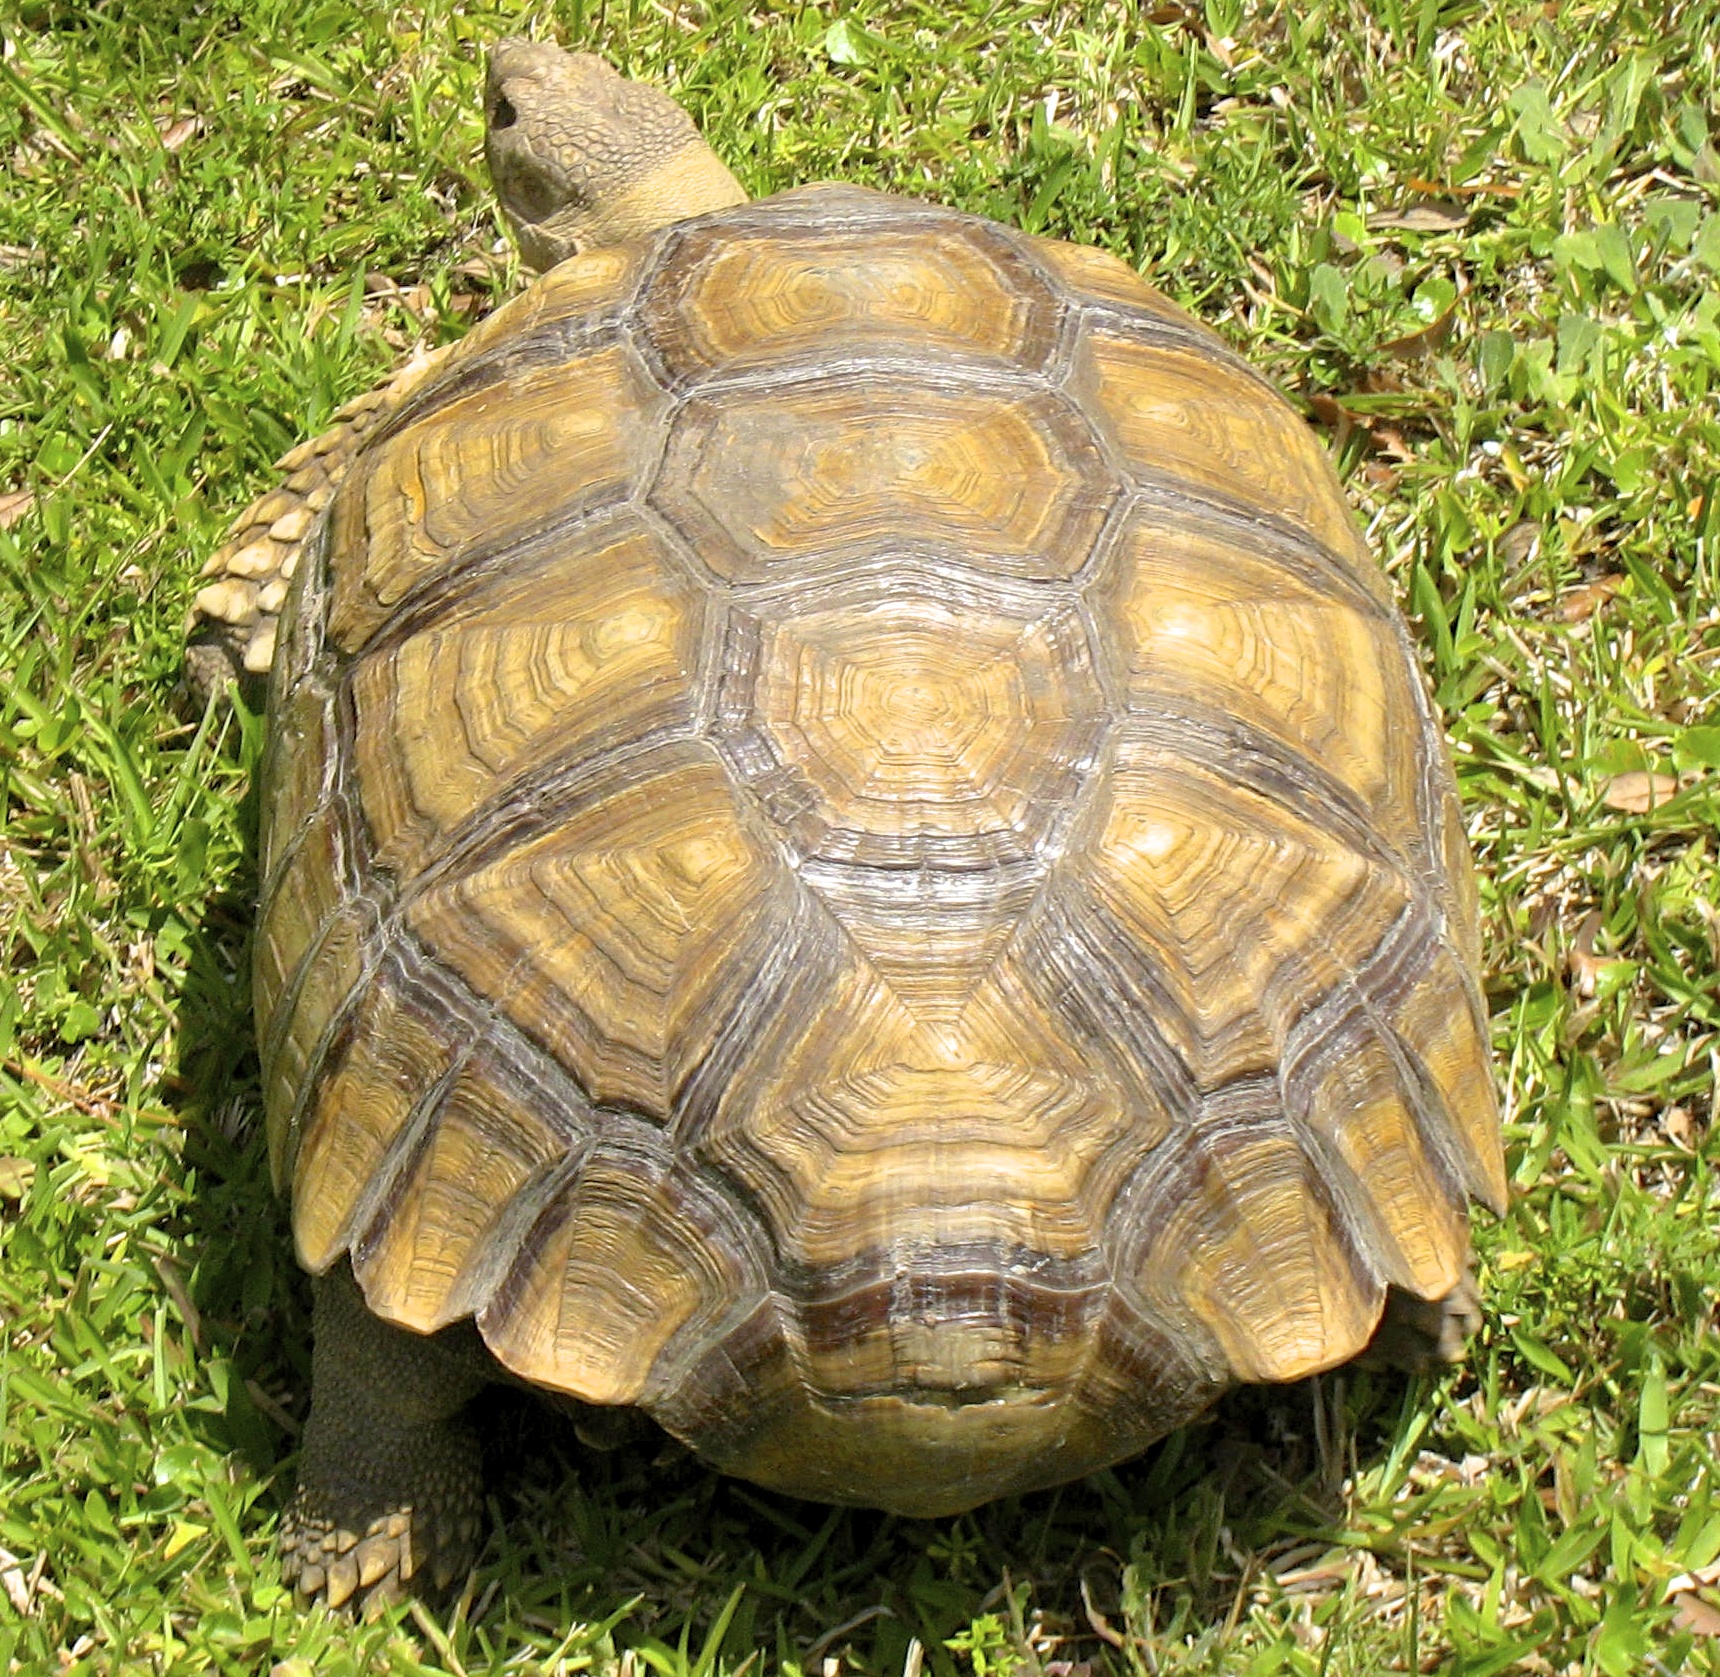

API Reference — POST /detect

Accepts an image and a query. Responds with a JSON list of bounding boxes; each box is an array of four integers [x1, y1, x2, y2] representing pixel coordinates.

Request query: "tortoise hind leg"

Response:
[[282, 1261, 490, 1613]]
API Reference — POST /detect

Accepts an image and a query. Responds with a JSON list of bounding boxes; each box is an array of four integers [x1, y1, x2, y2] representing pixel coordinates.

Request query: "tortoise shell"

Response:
[[255, 184, 1505, 1515]]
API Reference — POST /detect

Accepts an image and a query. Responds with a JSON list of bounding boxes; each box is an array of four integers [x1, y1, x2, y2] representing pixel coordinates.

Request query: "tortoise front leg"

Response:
[[185, 343, 452, 710], [282, 1261, 490, 1613]]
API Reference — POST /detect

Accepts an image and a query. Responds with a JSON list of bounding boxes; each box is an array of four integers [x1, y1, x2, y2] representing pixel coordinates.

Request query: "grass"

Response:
[[1, 0, 1718, 1670]]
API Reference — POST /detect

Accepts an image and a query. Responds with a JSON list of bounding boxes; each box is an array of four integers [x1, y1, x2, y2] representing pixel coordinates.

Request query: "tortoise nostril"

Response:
[[491, 93, 518, 129]]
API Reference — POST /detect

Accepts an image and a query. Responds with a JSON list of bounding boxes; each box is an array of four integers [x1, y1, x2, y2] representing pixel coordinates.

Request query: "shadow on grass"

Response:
[[461, 1367, 1402, 1672], [163, 744, 311, 1492]]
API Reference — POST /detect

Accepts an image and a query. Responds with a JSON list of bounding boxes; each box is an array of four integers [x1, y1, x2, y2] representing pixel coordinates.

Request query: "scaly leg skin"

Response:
[[1362, 1273, 1483, 1375], [281, 1261, 492, 1615], [183, 343, 452, 713]]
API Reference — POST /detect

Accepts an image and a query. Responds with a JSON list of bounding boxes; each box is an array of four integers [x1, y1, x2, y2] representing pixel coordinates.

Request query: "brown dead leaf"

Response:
[[1368, 199, 1471, 234], [1556, 574, 1624, 622], [1662, 1106, 1697, 1149], [1368, 425, 1416, 461], [1601, 771, 1682, 813], [1406, 175, 1522, 199], [1080, 1577, 1127, 1649], [1379, 308, 1456, 359], [453, 254, 504, 287], [155, 115, 199, 151], [1355, 364, 1408, 394], [1305, 391, 1367, 455], [1144, 1, 1198, 23], [1673, 1592, 1720, 1636], [1499, 521, 1541, 568], [0, 489, 34, 530]]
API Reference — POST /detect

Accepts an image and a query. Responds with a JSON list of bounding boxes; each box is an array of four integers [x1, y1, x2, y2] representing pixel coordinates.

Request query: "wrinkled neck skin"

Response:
[[512, 142, 750, 269]]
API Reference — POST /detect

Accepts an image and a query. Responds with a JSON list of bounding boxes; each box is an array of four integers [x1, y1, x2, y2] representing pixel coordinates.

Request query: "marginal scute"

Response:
[[349, 518, 702, 883], [652, 378, 1120, 582], [711, 1386, 1081, 1516], [1383, 947, 1508, 1213], [478, 1137, 769, 1406], [293, 952, 472, 1272], [257, 680, 336, 891], [1020, 231, 1208, 332], [327, 342, 669, 652], [1117, 1110, 1381, 1383], [1437, 777, 1485, 971], [253, 797, 350, 1049], [262, 898, 374, 1190], [402, 745, 784, 1117], [1286, 1029, 1468, 1302], [428, 243, 650, 378], [351, 1042, 593, 1333]]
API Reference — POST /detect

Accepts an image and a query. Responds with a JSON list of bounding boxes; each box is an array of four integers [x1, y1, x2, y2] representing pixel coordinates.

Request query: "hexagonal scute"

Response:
[[638, 185, 1064, 384], [1070, 729, 1420, 1090], [695, 946, 1158, 1280], [713, 592, 1109, 871], [1089, 504, 1426, 869], [1070, 324, 1367, 564], [653, 376, 1120, 584]]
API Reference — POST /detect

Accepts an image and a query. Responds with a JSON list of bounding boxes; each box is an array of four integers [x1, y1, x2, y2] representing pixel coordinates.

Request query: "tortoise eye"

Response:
[[490, 94, 518, 129]]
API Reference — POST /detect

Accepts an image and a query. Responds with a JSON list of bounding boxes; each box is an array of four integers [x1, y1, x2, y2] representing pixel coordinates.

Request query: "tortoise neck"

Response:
[[522, 144, 748, 269]]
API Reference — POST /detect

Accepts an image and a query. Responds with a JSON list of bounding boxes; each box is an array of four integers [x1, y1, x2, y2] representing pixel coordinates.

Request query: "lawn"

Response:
[[2, 0, 1718, 1672]]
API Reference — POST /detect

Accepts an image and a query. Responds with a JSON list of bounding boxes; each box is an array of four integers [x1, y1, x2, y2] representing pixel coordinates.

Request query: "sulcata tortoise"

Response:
[[193, 39, 1507, 1610]]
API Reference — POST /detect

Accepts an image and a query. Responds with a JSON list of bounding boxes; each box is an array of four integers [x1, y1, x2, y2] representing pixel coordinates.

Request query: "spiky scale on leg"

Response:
[[183, 344, 452, 712]]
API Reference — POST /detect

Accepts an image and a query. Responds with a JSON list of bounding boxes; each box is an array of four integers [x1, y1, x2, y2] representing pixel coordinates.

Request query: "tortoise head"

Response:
[[484, 38, 749, 269]]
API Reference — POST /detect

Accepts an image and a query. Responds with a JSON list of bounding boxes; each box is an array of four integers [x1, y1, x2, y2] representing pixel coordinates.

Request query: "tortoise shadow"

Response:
[[468, 1366, 1410, 1670], [163, 722, 313, 1489]]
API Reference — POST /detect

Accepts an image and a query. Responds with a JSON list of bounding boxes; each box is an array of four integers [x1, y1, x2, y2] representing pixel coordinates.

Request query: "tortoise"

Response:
[[191, 38, 1507, 1611]]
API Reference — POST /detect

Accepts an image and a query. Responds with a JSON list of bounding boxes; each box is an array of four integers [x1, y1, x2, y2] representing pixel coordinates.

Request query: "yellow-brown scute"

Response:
[[654, 379, 1118, 583], [717, 594, 1106, 872], [258, 184, 1504, 1505]]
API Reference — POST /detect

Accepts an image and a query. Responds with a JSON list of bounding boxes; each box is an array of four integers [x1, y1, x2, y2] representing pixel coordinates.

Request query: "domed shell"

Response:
[[254, 185, 1505, 1515]]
